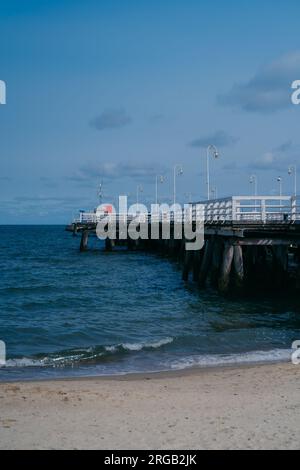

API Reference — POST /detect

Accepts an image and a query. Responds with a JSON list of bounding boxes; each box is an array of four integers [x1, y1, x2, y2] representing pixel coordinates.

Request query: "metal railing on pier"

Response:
[[197, 196, 300, 223], [74, 196, 300, 225]]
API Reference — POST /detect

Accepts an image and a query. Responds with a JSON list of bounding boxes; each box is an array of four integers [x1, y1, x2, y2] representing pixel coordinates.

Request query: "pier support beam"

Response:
[[192, 249, 202, 282], [272, 245, 288, 287], [210, 238, 223, 287], [182, 249, 194, 282], [80, 230, 89, 252], [272, 245, 288, 271], [178, 239, 186, 264], [168, 238, 177, 258], [199, 239, 214, 287], [105, 238, 115, 251], [233, 245, 244, 289], [218, 243, 234, 294]]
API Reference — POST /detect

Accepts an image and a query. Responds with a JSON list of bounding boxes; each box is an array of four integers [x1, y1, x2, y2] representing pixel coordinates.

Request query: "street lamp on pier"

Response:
[[210, 187, 218, 200], [155, 175, 165, 205], [184, 192, 193, 203], [277, 176, 283, 209], [206, 145, 219, 201], [136, 185, 143, 208], [288, 165, 297, 198], [250, 174, 258, 213], [173, 164, 183, 205]]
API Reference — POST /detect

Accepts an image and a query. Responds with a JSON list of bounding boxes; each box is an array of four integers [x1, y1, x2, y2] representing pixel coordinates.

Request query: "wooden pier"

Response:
[[66, 196, 300, 295]]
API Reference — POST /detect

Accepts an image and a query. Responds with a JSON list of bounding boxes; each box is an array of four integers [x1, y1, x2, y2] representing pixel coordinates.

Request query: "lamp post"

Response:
[[206, 145, 219, 201], [250, 174, 258, 212], [288, 165, 297, 198], [97, 181, 103, 205], [210, 187, 218, 200], [249, 174, 258, 197], [173, 164, 183, 205], [277, 177, 282, 209], [155, 175, 165, 205], [184, 192, 193, 203], [136, 185, 143, 208]]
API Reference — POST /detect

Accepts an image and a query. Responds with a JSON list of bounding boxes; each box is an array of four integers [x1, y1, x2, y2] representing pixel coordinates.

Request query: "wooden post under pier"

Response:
[[105, 238, 115, 251], [210, 238, 223, 287], [192, 249, 202, 282], [198, 239, 214, 287], [272, 245, 289, 287], [233, 244, 244, 290], [218, 243, 234, 294], [182, 248, 194, 282], [80, 230, 89, 252]]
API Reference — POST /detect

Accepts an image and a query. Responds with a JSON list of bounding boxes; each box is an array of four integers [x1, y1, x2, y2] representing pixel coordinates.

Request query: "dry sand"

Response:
[[0, 362, 300, 450]]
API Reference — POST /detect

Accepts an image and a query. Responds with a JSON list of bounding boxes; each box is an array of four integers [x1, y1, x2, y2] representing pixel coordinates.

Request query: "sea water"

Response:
[[0, 225, 299, 381]]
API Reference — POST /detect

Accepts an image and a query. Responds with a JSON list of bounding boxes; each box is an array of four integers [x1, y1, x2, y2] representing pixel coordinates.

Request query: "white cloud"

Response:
[[218, 51, 300, 113]]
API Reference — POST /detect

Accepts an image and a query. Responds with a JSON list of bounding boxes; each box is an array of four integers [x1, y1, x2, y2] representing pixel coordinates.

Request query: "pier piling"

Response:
[[210, 238, 223, 287], [218, 243, 234, 294], [80, 231, 89, 252], [182, 248, 193, 282], [233, 245, 244, 289], [199, 239, 213, 287]]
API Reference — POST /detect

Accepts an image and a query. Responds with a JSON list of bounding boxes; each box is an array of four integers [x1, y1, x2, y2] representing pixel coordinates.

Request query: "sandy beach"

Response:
[[0, 362, 300, 450]]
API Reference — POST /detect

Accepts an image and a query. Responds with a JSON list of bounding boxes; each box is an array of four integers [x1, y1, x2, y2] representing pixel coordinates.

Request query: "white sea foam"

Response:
[[4, 357, 45, 368], [104, 337, 174, 352], [164, 348, 292, 371], [1, 338, 174, 368], [121, 337, 174, 351], [3, 352, 104, 368], [105, 345, 117, 353], [1, 347, 292, 372]]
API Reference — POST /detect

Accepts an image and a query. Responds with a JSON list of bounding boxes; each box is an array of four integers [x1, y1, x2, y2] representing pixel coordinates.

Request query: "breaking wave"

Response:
[[162, 348, 292, 370], [1, 346, 291, 375], [2, 337, 174, 368]]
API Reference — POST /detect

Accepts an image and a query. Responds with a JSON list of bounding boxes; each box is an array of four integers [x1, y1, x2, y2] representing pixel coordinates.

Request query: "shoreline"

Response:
[[1, 361, 300, 449], [0, 346, 292, 384], [0, 356, 291, 384]]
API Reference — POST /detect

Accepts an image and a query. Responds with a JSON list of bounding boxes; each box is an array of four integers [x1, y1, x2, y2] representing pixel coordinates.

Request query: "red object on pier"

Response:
[[103, 204, 113, 214]]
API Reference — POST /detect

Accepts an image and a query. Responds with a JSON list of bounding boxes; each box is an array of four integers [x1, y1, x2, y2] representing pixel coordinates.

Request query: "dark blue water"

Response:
[[0, 225, 299, 381]]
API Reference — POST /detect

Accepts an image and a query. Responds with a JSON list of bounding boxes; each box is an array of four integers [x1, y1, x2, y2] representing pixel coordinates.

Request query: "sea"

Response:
[[0, 225, 299, 381]]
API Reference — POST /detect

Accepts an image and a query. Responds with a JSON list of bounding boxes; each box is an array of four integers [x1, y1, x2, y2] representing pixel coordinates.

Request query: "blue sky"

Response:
[[0, 0, 300, 223]]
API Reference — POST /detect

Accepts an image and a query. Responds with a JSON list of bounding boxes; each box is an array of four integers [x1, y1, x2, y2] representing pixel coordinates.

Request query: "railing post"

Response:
[[291, 196, 297, 222], [232, 198, 237, 221], [203, 203, 207, 222], [261, 199, 266, 223], [236, 201, 241, 221]]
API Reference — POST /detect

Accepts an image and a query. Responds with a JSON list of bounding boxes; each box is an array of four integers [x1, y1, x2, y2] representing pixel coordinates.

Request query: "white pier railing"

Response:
[[196, 196, 299, 223], [75, 196, 300, 224]]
